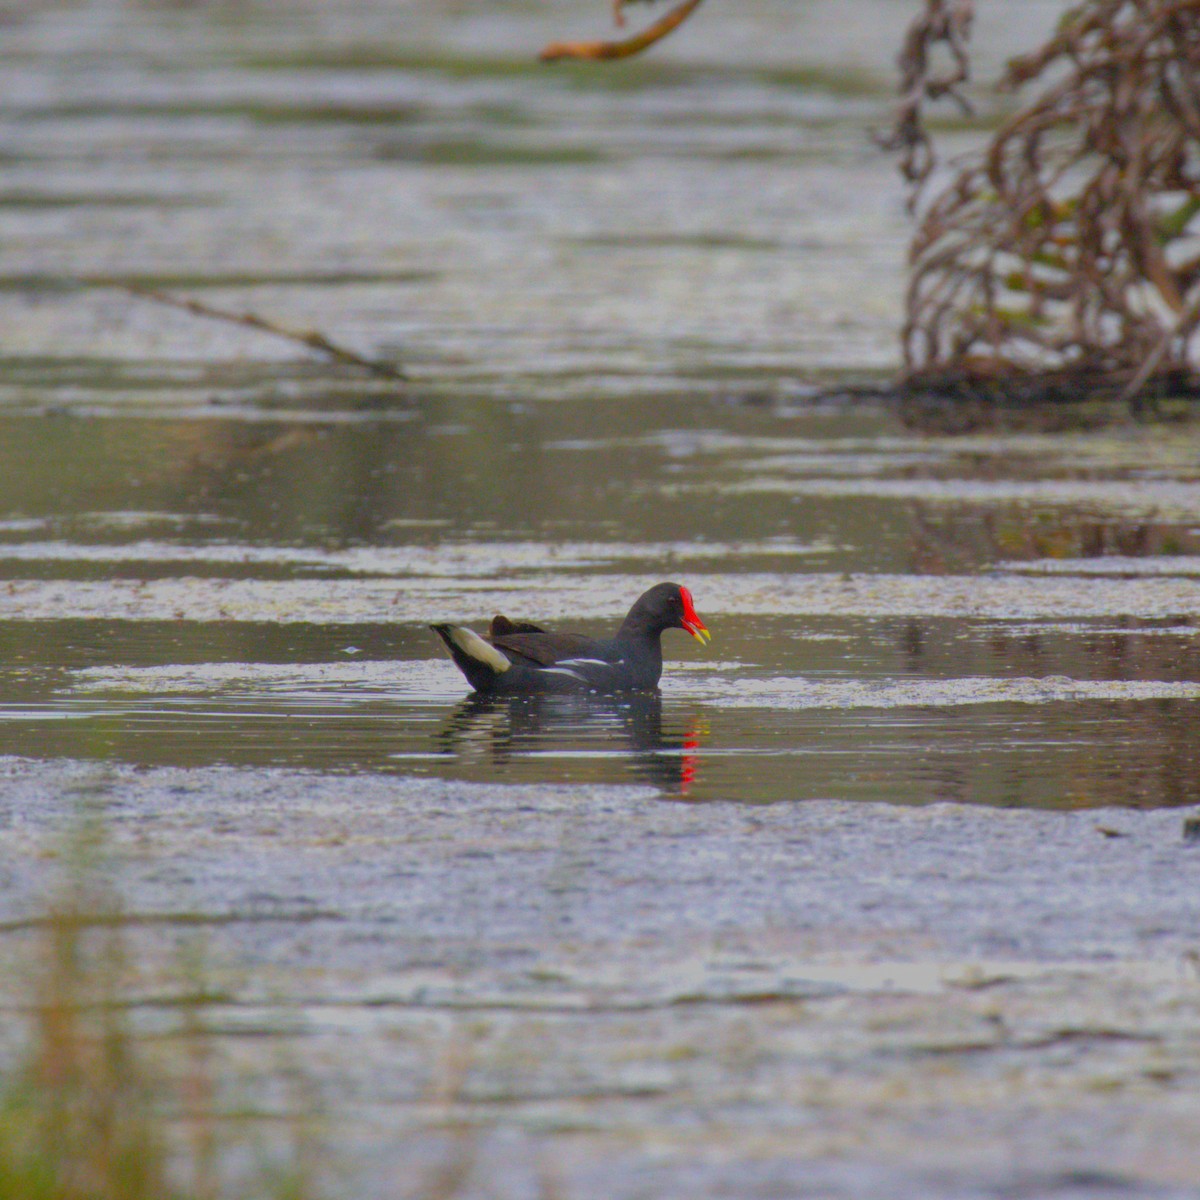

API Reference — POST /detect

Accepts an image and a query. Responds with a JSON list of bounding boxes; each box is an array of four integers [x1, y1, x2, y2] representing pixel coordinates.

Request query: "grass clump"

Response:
[[0, 909, 171, 1199], [0, 809, 319, 1200]]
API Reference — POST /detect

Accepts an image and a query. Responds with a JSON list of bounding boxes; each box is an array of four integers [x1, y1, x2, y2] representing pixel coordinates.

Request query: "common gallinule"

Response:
[[431, 582, 710, 693]]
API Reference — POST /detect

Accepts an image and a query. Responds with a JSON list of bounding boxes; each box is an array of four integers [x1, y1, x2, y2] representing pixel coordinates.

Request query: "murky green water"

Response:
[[1, 392, 1198, 806]]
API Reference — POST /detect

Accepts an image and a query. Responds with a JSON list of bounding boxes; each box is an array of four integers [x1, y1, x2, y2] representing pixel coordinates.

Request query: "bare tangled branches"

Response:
[[876, 0, 974, 197], [900, 0, 1200, 401], [541, 0, 1200, 405]]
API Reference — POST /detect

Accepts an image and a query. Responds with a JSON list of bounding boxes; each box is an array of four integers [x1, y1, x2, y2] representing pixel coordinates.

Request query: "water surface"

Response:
[[1, 393, 1197, 806]]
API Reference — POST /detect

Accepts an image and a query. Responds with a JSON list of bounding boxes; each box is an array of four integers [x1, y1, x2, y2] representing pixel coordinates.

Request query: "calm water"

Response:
[[1, 391, 1198, 807]]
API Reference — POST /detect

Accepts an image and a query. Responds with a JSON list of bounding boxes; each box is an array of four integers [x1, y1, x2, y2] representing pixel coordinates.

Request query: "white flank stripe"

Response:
[[539, 667, 589, 683]]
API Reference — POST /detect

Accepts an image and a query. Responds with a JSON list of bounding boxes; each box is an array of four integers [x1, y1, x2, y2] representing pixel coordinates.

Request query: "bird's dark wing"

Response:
[[491, 630, 603, 668], [489, 614, 548, 639]]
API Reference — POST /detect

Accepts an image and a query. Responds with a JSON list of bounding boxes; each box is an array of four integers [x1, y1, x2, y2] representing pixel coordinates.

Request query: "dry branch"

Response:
[[898, 0, 1200, 402], [540, 0, 705, 62], [119, 284, 406, 381], [877, 0, 974, 197], [541, 0, 1200, 406]]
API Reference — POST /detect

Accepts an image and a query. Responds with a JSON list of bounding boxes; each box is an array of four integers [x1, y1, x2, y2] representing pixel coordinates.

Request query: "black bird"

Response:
[[431, 582, 710, 694]]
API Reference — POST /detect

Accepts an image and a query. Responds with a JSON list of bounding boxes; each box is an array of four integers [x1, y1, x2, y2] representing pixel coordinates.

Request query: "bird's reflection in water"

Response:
[[436, 691, 705, 795]]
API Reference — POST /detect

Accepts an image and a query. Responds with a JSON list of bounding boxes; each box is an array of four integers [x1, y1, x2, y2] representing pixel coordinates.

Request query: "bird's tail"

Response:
[[431, 624, 512, 692]]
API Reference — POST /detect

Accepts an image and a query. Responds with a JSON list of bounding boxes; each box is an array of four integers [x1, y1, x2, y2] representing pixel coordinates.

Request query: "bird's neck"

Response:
[[614, 627, 663, 687]]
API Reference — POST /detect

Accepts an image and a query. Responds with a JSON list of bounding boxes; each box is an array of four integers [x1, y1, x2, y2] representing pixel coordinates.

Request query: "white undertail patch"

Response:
[[449, 627, 511, 673]]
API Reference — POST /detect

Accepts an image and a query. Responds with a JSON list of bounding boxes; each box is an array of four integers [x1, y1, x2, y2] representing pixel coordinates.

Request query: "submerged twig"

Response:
[[119, 283, 406, 380], [540, 0, 705, 62]]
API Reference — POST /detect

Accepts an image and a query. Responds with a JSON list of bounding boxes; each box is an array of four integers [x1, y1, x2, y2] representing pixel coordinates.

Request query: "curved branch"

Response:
[[540, 0, 705, 63]]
